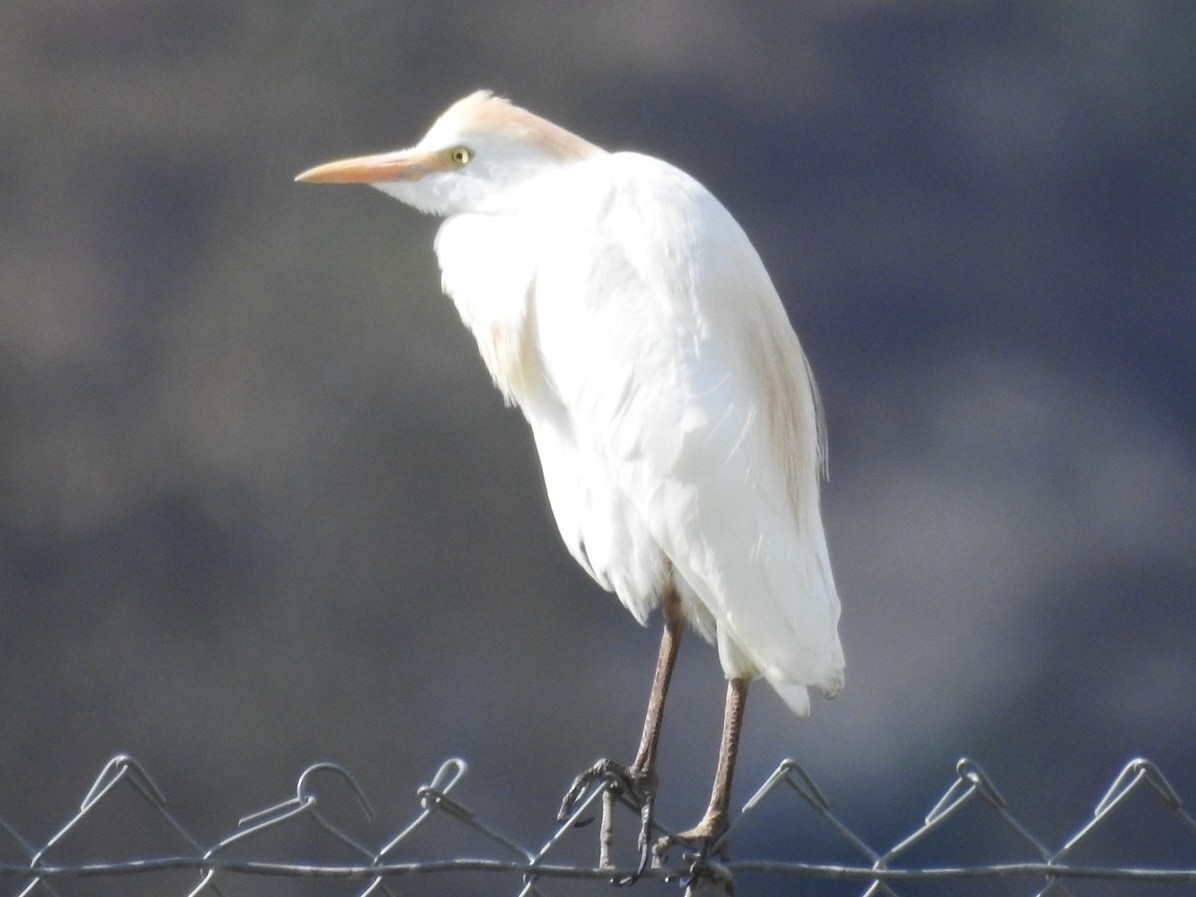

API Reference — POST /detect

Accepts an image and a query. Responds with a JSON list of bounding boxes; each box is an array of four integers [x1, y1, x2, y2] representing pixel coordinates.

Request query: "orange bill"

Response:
[[295, 149, 450, 184]]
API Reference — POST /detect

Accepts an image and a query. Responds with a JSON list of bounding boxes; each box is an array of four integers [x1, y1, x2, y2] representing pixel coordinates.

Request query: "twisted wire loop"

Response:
[[1, 754, 1194, 896]]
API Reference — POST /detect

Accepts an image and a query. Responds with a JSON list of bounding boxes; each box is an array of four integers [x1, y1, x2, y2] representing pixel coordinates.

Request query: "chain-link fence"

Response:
[[2, 753, 1194, 896]]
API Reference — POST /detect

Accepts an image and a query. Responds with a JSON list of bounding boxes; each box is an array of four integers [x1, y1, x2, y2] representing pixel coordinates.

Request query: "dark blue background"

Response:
[[2, 4, 1192, 895]]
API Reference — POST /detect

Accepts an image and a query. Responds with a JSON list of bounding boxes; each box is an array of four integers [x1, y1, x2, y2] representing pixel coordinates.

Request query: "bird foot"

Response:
[[654, 812, 728, 859], [558, 758, 655, 820], [654, 814, 734, 895], [558, 759, 658, 884]]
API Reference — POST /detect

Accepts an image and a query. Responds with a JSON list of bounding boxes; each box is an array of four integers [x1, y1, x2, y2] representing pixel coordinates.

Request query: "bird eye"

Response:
[[448, 146, 473, 166]]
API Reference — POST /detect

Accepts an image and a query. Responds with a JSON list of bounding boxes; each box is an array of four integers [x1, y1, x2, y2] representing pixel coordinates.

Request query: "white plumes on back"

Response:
[[388, 93, 843, 716]]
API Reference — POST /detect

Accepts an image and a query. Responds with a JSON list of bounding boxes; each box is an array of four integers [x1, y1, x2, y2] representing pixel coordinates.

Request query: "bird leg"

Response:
[[632, 584, 685, 774], [656, 676, 749, 868], [559, 585, 685, 878]]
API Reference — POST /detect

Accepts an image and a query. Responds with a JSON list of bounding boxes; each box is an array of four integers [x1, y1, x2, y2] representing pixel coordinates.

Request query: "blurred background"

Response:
[[1, 2, 1193, 895]]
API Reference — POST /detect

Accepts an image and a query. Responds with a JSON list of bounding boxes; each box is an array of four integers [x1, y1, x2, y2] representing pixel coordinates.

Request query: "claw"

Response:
[[557, 759, 652, 822], [654, 813, 729, 867], [558, 759, 659, 886], [613, 782, 658, 887], [654, 820, 734, 897]]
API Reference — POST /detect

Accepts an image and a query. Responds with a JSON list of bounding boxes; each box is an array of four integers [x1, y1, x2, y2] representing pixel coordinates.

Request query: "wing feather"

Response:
[[435, 214, 537, 405], [525, 153, 844, 712]]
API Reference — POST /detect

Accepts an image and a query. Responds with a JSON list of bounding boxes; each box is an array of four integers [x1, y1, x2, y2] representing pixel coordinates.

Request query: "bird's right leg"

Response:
[[559, 584, 684, 878], [632, 582, 685, 778]]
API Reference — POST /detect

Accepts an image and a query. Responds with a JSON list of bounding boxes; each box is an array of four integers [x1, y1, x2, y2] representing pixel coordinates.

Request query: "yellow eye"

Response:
[[448, 146, 473, 166]]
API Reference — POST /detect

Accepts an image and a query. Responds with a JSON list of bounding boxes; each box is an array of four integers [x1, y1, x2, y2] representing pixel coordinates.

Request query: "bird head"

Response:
[[296, 90, 604, 217]]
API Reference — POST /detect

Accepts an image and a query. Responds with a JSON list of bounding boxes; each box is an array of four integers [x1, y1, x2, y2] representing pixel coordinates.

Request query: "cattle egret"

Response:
[[297, 91, 844, 870]]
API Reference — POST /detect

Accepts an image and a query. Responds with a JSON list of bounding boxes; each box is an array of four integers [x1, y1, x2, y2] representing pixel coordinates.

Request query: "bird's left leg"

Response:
[[559, 585, 685, 876], [657, 676, 749, 867]]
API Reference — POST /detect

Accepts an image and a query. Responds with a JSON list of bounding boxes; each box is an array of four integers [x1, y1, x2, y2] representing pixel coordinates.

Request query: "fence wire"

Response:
[[2, 752, 1195, 896]]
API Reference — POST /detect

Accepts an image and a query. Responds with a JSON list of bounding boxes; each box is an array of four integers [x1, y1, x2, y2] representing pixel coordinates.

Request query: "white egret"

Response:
[[297, 91, 844, 866]]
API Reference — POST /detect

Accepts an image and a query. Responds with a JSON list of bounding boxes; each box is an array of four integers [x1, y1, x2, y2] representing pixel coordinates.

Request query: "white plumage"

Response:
[[297, 90, 844, 851]]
